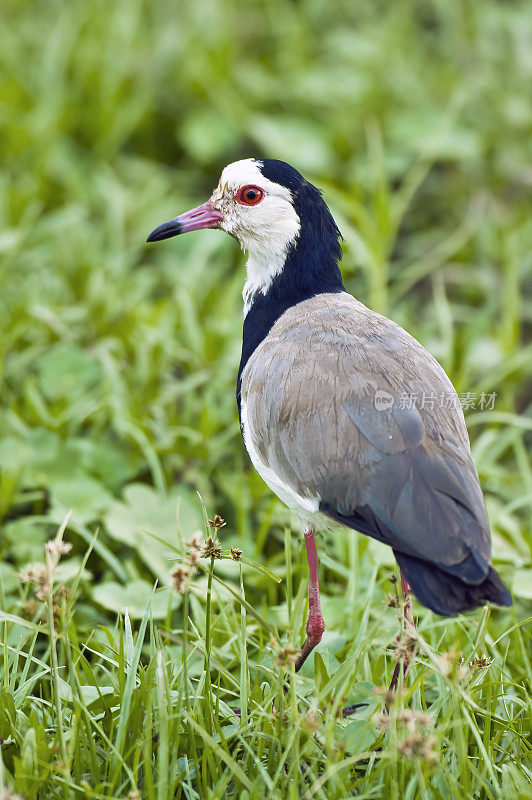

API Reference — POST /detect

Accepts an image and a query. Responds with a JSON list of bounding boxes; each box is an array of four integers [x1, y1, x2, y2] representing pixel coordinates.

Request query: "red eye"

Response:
[[236, 185, 264, 206]]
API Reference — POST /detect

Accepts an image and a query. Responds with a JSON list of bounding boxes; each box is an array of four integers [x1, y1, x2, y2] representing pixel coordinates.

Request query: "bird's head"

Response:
[[147, 158, 343, 312]]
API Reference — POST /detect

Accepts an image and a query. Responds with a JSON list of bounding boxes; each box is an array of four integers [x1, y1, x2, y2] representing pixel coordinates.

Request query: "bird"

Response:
[[147, 158, 512, 682]]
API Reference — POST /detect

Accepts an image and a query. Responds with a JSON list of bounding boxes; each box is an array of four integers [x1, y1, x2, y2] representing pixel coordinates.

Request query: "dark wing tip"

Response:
[[485, 567, 513, 607], [394, 551, 513, 616]]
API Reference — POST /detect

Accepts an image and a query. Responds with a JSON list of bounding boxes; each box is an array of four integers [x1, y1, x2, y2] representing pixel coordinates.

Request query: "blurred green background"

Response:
[[1, 0, 531, 649], [1, 1, 532, 796]]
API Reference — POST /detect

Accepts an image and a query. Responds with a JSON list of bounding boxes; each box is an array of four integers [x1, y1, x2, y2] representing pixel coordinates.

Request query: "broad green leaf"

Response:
[[92, 579, 176, 619], [36, 343, 102, 402], [104, 484, 203, 580]]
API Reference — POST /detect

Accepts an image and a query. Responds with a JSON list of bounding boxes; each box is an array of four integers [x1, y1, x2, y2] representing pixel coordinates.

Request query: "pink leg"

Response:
[[389, 571, 416, 692], [295, 526, 325, 673]]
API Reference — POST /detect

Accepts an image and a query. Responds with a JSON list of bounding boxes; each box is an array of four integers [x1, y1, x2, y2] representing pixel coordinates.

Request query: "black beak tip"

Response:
[[146, 220, 183, 243]]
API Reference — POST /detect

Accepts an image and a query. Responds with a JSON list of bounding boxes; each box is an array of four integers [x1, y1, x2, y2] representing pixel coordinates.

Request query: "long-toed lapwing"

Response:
[[147, 158, 512, 682]]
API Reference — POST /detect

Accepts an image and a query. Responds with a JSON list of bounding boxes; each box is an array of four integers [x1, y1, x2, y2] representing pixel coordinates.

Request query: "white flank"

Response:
[[240, 398, 320, 517]]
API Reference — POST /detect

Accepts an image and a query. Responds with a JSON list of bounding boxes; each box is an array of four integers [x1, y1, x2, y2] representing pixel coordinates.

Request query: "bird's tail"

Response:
[[393, 550, 512, 616]]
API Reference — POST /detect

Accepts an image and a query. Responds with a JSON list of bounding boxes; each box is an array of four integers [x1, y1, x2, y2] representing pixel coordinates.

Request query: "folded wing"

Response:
[[241, 293, 511, 614]]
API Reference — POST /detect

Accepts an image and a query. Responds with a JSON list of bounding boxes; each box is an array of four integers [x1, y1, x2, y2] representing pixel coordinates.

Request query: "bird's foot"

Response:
[[295, 601, 325, 673]]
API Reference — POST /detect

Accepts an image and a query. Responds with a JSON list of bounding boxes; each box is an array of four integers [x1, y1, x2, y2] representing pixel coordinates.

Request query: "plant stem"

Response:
[[47, 587, 67, 764], [239, 562, 248, 725], [204, 554, 215, 734], [182, 588, 190, 711]]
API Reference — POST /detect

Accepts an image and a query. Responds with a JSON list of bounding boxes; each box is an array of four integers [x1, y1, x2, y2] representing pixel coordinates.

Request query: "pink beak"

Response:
[[146, 200, 223, 242]]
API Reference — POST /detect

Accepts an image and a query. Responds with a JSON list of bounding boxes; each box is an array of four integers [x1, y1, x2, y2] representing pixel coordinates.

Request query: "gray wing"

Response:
[[241, 293, 492, 580]]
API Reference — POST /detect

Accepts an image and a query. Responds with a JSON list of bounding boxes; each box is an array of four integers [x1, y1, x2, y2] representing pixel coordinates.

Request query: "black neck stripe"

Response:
[[236, 160, 345, 416]]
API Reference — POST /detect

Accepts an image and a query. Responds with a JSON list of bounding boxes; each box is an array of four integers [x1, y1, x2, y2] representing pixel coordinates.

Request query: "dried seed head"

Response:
[[398, 732, 438, 763], [376, 708, 434, 733], [201, 536, 222, 559], [45, 539, 72, 557], [185, 532, 203, 568], [439, 648, 466, 680], [230, 547, 243, 562], [386, 593, 400, 608], [397, 709, 417, 729], [393, 633, 418, 661], [469, 653, 493, 671], [276, 647, 299, 668], [439, 650, 453, 674], [57, 584, 71, 600], [186, 532, 203, 551], [397, 710, 434, 731], [51, 584, 72, 612], [22, 598, 42, 619], [414, 711, 434, 730], [20, 562, 51, 600], [52, 600, 65, 620], [207, 514, 226, 530], [19, 563, 47, 585], [171, 565, 190, 593], [36, 583, 52, 601], [374, 712, 390, 731]]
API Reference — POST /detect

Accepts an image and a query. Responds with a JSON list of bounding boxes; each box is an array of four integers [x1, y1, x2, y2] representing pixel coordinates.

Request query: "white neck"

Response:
[[242, 251, 283, 315], [241, 221, 300, 316]]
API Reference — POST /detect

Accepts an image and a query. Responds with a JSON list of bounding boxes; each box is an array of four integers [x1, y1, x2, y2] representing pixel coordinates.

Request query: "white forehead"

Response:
[[217, 159, 293, 201]]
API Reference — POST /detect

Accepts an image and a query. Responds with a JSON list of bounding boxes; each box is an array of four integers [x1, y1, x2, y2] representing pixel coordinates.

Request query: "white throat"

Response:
[[242, 234, 298, 315], [240, 205, 301, 315]]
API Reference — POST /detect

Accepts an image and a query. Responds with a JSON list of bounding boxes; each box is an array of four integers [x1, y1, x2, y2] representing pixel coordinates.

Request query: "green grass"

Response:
[[1, 0, 531, 797]]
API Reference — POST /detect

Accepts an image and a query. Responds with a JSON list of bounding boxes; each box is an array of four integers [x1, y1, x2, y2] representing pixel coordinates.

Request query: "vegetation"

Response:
[[1, 0, 531, 797]]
